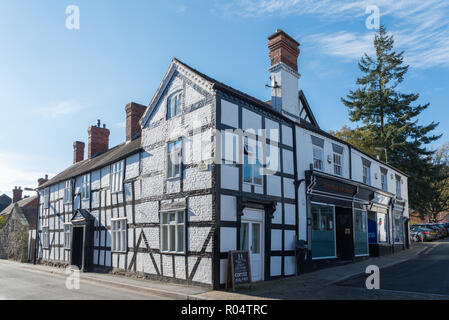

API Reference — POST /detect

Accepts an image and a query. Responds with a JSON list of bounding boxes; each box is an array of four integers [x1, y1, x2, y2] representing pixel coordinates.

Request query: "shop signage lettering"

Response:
[[226, 250, 251, 291], [323, 182, 354, 195]]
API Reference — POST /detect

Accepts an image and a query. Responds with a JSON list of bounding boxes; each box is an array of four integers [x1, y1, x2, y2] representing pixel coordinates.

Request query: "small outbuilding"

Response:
[[0, 202, 37, 262]]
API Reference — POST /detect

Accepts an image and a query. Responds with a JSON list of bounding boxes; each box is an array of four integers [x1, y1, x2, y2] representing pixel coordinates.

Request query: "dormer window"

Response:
[[396, 175, 402, 198], [167, 92, 182, 120], [362, 158, 371, 185], [313, 146, 324, 171], [311, 135, 324, 171], [380, 168, 388, 191], [332, 144, 344, 176]]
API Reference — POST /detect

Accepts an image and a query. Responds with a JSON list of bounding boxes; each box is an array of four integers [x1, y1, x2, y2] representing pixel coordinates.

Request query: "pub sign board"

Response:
[[307, 172, 357, 198], [226, 250, 251, 291]]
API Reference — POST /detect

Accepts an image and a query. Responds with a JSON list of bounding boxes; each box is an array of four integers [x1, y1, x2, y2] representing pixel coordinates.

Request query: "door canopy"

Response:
[[71, 209, 94, 225]]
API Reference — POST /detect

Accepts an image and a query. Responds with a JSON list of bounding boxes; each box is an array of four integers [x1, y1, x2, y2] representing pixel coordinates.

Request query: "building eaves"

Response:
[[38, 137, 142, 190]]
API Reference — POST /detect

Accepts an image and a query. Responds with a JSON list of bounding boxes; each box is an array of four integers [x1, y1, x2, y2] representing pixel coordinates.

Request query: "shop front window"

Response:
[[394, 213, 403, 244], [311, 204, 336, 259], [354, 209, 368, 256], [377, 213, 389, 243]]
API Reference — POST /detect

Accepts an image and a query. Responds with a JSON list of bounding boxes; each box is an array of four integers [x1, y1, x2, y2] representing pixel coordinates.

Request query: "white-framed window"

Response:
[[111, 160, 124, 193], [167, 140, 182, 179], [396, 178, 401, 198], [42, 225, 50, 249], [63, 224, 72, 249], [81, 174, 90, 199], [64, 180, 72, 203], [43, 188, 50, 209], [313, 146, 323, 171], [167, 91, 182, 120], [363, 165, 371, 185], [243, 138, 262, 185], [111, 218, 127, 252], [333, 153, 342, 176], [381, 172, 388, 191], [161, 211, 184, 253]]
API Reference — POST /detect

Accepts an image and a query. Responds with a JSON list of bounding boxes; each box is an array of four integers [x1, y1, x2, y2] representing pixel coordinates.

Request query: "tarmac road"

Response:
[[339, 239, 449, 296]]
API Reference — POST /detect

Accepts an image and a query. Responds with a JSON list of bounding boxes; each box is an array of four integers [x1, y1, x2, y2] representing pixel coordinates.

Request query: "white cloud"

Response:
[[216, 0, 449, 68], [304, 32, 374, 60], [0, 152, 54, 198], [116, 121, 126, 128], [37, 100, 85, 118]]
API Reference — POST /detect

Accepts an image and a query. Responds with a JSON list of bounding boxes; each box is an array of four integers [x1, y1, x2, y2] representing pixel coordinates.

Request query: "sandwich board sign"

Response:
[[226, 250, 251, 291]]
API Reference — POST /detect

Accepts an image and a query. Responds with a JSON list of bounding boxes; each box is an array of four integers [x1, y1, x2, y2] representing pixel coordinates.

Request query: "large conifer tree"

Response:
[[340, 26, 441, 211]]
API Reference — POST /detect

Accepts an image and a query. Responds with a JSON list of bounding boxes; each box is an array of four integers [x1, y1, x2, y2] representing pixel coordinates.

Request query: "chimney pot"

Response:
[[125, 102, 147, 142], [12, 186, 23, 203]]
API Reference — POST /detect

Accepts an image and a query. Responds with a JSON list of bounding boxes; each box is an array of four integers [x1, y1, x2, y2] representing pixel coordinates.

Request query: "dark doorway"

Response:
[[335, 207, 354, 260], [72, 227, 84, 268]]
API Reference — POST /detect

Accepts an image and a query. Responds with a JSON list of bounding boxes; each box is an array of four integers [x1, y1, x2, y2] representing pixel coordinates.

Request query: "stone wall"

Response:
[[0, 213, 30, 262]]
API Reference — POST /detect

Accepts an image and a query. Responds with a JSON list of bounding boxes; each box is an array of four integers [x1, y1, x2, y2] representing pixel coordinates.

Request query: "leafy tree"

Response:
[[338, 26, 441, 211], [329, 125, 377, 156], [422, 143, 449, 222]]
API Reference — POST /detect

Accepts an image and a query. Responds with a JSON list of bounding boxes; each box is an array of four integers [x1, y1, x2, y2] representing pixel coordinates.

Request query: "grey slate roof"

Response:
[[0, 195, 38, 217], [0, 194, 12, 212], [38, 137, 142, 190]]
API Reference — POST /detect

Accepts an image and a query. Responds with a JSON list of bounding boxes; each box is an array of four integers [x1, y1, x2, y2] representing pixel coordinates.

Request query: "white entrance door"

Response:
[[241, 209, 264, 282]]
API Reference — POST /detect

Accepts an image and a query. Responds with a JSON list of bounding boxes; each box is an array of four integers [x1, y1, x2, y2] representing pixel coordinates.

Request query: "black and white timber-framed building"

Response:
[[36, 29, 410, 289]]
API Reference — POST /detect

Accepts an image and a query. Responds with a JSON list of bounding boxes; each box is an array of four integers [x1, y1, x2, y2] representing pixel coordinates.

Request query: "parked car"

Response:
[[410, 228, 424, 242], [421, 224, 445, 239], [441, 222, 449, 234], [433, 224, 448, 237], [443, 222, 449, 231], [410, 226, 438, 241]]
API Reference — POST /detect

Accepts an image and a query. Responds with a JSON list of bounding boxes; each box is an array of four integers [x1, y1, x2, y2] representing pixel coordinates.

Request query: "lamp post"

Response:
[[24, 187, 39, 265], [375, 147, 388, 164]]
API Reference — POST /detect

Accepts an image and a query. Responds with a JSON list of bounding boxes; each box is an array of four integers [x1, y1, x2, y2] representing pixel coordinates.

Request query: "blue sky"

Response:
[[1, 0, 448, 197]]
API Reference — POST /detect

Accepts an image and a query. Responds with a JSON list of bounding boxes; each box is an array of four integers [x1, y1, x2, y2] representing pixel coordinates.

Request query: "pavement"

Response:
[[0, 240, 447, 300]]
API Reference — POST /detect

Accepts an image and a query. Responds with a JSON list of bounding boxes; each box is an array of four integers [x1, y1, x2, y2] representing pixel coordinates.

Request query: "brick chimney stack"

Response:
[[267, 29, 301, 119], [88, 120, 110, 159], [38, 174, 49, 187], [125, 102, 147, 142], [73, 141, 85, 164], [12, 186, 23, 203], [268, 29, 300, 72]]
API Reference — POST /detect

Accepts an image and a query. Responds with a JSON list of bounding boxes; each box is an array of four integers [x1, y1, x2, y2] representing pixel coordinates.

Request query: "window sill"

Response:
[[166, 175, 181, 181]]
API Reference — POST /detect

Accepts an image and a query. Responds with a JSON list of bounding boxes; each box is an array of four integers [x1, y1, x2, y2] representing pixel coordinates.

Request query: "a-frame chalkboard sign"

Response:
[[226, 250, 251, 291]]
